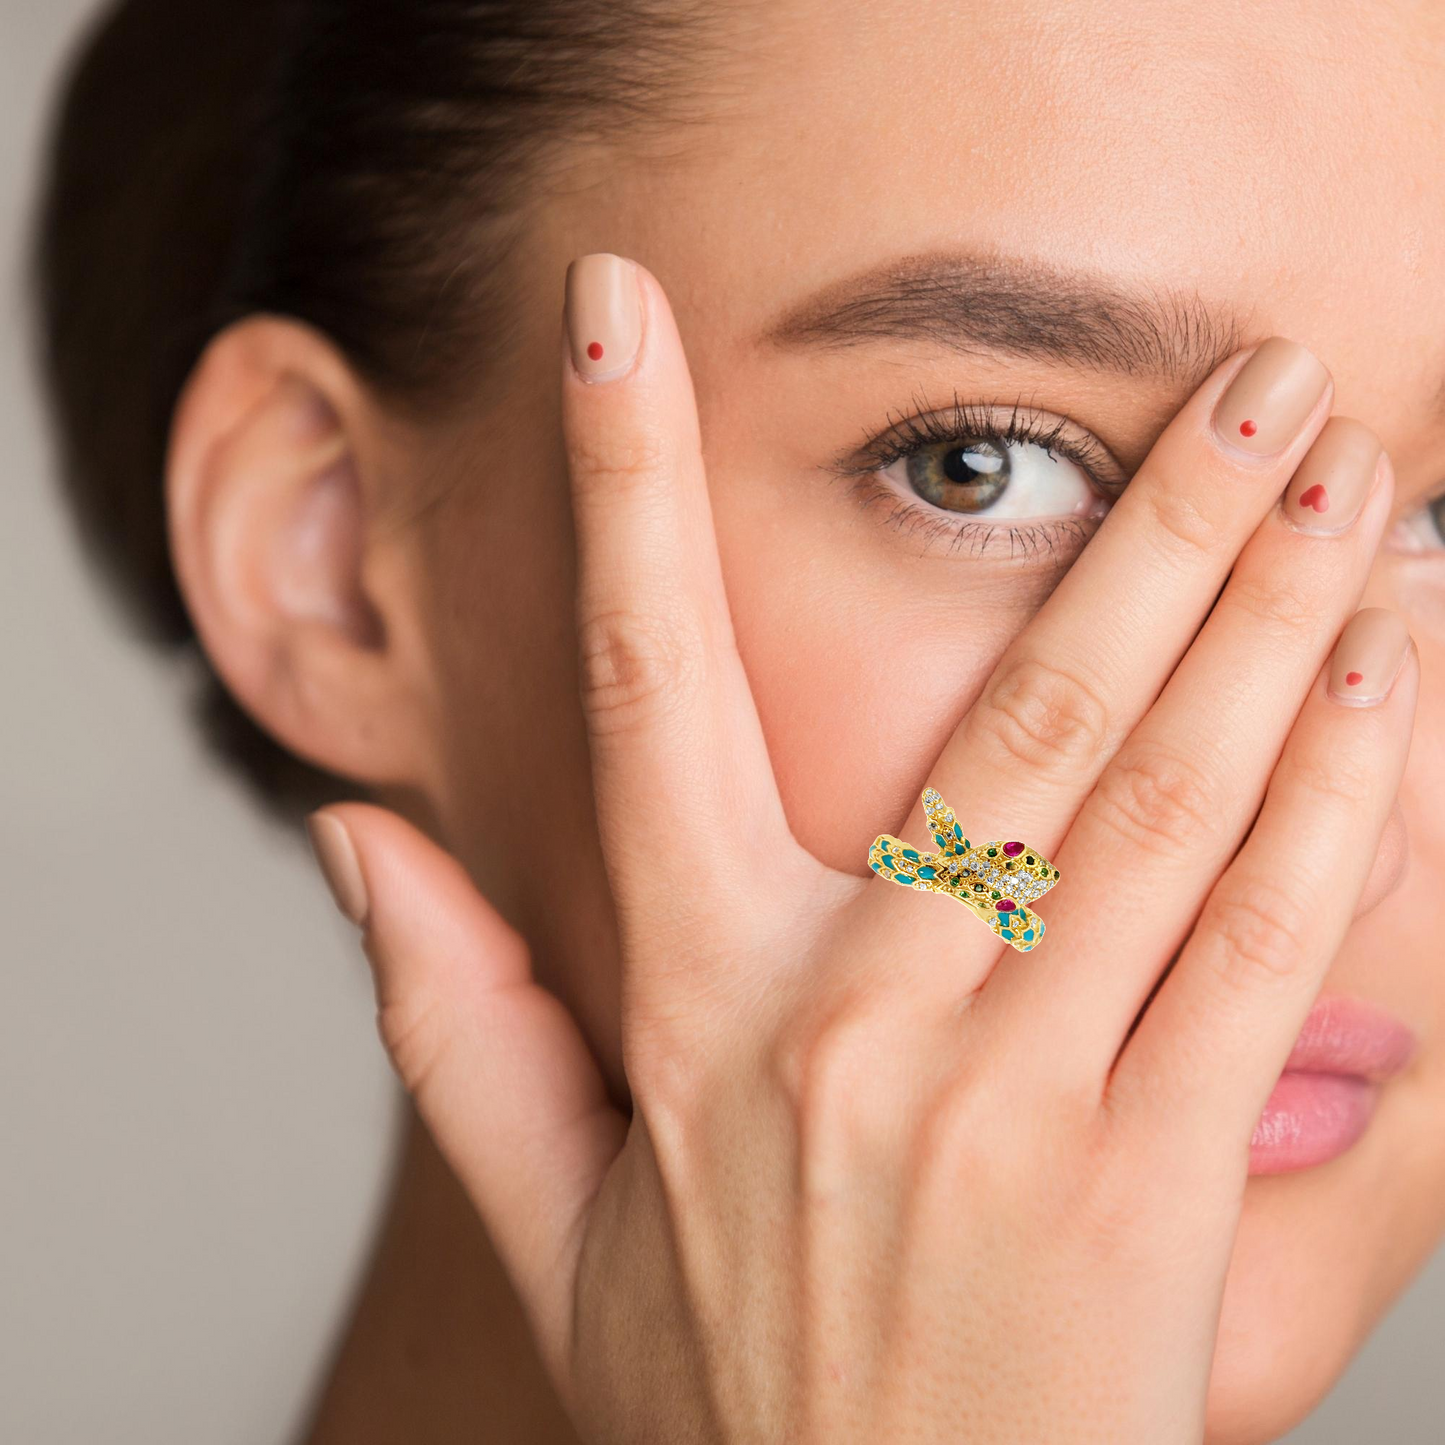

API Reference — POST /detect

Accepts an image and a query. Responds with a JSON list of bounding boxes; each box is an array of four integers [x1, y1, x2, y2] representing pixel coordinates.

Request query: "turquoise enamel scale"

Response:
[[867, 786, 1059, 953]]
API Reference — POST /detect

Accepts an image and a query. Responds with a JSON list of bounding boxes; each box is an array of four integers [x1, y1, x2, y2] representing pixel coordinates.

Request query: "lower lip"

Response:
[[1248, 1071, 1379, 1174]]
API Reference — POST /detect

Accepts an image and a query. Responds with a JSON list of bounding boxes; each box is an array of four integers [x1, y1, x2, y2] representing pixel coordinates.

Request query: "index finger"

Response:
[[560, 253, 801, 1024]]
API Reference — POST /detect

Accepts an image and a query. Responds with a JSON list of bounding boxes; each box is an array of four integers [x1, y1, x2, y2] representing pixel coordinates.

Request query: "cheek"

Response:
[[1373, 561, 1445, 1027], [1357, 796, 1408, 917], [722, 522, 1020, 872]]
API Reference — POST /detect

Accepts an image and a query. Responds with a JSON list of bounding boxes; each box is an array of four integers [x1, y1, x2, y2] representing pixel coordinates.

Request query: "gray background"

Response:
[[1, 3, 1439, 1442]]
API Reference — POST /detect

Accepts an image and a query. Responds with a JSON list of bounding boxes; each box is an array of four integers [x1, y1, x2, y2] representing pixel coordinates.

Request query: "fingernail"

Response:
[[1328, 607, 1411, 707], [565, 253, 643, 383], [1213, 337, 1331, 457], [306, 811, 370, 927], [1279, 416, 1383, 537]]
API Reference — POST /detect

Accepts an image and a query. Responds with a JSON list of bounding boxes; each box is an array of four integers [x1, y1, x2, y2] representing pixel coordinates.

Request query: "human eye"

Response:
[[1385, 487, 1445, 554], [822, 391, 1127, 561]]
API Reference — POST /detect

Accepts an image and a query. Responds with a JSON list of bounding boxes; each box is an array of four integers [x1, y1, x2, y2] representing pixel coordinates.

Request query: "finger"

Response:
[[561, 253, 799, 1003], [853, 338, 1332, 964], [306, 802, 628, 1383], [983, 420, 1392, 1078], [1106, 609, 1418, 1176]]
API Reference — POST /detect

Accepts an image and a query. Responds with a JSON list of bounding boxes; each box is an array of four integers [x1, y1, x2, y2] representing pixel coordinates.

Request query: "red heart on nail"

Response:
[[1298, 484, 1329, 513]]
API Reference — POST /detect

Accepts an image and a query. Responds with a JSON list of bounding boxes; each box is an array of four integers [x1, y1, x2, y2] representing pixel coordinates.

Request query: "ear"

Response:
[[166, 316, 432, 789]]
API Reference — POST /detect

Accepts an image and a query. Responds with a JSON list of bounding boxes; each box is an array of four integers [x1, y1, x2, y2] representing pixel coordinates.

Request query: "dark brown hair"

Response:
[[30, 0, 729, 822]]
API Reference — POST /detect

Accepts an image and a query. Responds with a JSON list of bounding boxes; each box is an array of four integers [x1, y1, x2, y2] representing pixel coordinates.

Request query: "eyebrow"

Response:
[[754, 251, 1252, 387]]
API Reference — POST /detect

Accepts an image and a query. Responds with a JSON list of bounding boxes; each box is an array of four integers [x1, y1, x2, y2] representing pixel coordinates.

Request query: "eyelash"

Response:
[[1392, 491, 1445, 553], [1429, 496, 1445, 545], [823, 393, 1445, 569], [823, 391, 1122, 560]]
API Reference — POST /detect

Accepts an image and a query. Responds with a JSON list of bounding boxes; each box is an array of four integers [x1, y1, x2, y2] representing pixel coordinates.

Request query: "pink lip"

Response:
[[1249, 995, 1418, 1175]]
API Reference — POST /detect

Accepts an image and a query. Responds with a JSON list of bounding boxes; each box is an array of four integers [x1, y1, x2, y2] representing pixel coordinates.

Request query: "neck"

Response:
[[299, 1106, 582, 1445]]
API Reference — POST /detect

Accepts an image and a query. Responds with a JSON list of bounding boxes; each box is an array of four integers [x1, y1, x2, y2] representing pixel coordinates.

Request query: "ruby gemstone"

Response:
[[998, 899, 1016, 911], [1002, 841, 1024, 856]]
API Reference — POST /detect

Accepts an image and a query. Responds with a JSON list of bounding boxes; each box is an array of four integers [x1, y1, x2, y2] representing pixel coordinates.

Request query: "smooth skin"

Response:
[[158, 2, 1445, 1440], [308, 260, 1415, 1444]]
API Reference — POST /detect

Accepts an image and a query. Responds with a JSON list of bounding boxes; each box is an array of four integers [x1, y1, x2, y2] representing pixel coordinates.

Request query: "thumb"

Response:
[[305, 802, 627, 1380]]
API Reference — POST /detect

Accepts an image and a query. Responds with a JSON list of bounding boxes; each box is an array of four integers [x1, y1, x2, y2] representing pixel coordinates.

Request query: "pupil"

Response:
[[942, 437, 1008, 487]]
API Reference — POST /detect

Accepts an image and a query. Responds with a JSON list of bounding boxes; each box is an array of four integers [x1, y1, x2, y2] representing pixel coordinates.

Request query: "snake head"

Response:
[[956, 840, 1059, 907]]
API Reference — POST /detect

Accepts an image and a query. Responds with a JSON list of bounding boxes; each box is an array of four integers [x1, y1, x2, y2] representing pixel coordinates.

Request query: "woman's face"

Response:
[[388, 2, 1445, 1438]]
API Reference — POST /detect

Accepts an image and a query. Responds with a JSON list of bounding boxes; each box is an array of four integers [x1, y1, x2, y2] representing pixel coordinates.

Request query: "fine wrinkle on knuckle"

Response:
[[1143, 478, 1226, 560], [567, 430, 672, 502], [969, 653, 1111, 775], [376, 992, 449, 1101], [1203, 875, 1313, 990], [577, 606, 701, 733], [1281, 736, 1377, 813], [1223, 570, 1325, 637], [1089, 741, 1222, 854]]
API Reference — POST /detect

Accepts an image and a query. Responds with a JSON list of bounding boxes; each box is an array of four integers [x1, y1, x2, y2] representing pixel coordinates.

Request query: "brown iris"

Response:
[[906, 437, 1009, 513]]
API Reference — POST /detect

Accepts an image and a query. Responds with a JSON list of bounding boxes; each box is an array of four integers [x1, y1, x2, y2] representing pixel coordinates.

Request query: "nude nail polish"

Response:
[[1328, 608, 1411, 707], [1213, 337, 1331, 457], [306, 812, 370, 927], [1280, 416, 1383, 536], [565, 253, 643, 383]]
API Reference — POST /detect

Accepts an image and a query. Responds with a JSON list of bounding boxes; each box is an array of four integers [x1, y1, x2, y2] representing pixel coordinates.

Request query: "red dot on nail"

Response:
[[586, 341, 604, 361], [1239, 419, 1258, 437], [1345, 671, 1364, 686]]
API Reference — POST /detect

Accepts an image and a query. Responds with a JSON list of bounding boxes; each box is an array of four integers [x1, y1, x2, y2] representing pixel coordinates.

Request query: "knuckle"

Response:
[[908, 1058, 1071, 1205], [1090, 740, 1222, 853], [906, 1055, 1107, 1222], [567, 431, 670, 500], [1223, 571, 1322, 636], [1071, 1147, 1181, 1274], [1144, 481, 1225, 558], [376, 993, 450, 1100], [968, 653, 1111, 774], [1203, 876, 1313, 990], [1281, 736, 1376, 811], [910, 1070, 994, 1183], [624, 1019, 711, 1137], [766, 995, 899, 1166], [576, 606, 701, 733]]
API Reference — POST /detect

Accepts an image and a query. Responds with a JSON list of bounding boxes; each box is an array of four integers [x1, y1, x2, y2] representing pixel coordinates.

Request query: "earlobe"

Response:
[[166, 317, 422, 787]]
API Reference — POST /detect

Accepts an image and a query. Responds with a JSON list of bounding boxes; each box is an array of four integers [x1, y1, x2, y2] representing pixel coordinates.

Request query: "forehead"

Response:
[[573, 0, 1445, 434]]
